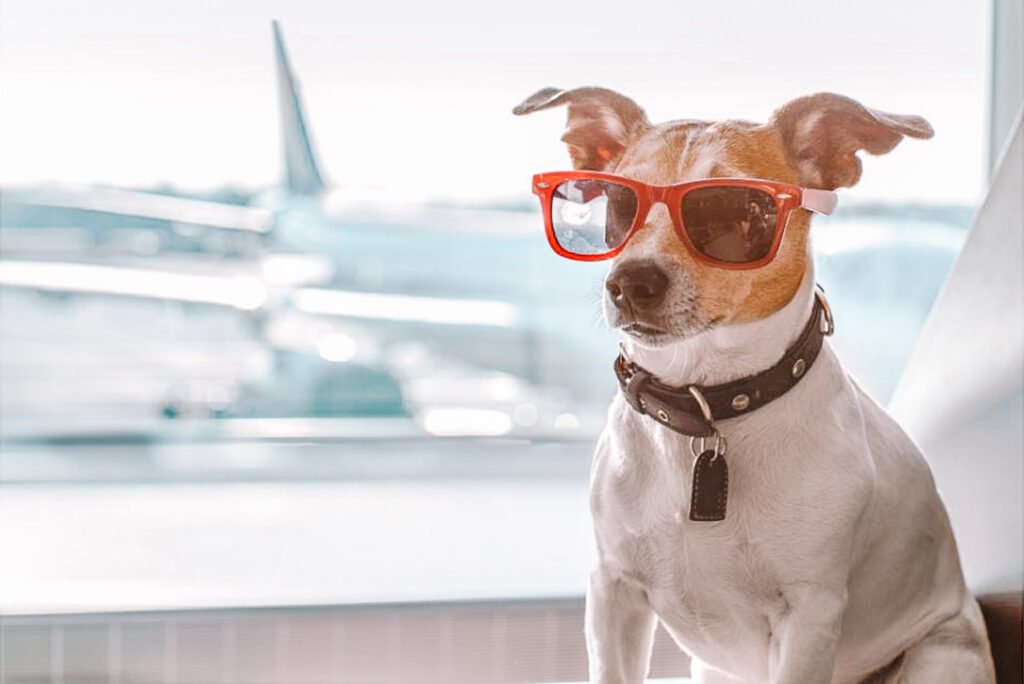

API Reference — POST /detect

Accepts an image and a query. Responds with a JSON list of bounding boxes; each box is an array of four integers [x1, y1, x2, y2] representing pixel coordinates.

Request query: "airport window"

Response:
[[0, 1, 993, 681]]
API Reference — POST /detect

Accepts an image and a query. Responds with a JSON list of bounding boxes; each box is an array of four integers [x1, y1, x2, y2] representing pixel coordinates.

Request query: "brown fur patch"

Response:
[[613, 121, 813, 323]]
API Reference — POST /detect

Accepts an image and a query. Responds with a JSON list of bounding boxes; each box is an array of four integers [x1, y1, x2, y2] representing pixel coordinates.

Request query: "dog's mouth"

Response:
[[619, 322, 670, 342], [615, 315, 718, 347]]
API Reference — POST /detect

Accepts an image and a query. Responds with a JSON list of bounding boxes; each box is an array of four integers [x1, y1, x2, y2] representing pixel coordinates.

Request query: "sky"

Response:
[[0, 0, 992, 204]]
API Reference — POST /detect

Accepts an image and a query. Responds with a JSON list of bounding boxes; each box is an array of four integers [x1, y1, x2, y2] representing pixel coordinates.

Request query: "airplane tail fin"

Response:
[[273, 21, 326, 195]]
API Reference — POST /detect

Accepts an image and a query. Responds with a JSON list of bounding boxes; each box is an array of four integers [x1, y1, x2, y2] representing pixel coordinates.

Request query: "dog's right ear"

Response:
[[513, 87, 650, 171]]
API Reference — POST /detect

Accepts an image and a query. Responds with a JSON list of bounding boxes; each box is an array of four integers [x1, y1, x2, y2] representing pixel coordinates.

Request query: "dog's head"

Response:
[[514, 87, 932, 347]]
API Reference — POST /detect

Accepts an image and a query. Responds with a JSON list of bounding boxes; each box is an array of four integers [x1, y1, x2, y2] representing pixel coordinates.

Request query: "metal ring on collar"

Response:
[[689, 430, 726, 459], [618, 340, 634, 365], [686, 385, 714, 423], [814, 285, 835, 336]]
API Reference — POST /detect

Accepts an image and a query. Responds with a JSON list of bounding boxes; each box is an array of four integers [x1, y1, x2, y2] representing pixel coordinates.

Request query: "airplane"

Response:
[[0, 21, 620, 440], [0, 21, 968, 441]]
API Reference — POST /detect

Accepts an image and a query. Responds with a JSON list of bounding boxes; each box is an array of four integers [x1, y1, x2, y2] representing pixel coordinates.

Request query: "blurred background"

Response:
[[1, 1, 1019, 682]]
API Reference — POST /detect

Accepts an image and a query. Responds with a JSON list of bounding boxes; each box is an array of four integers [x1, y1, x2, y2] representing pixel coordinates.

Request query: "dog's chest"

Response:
[[646, 517, 783, 647], [592, 420, 790, 669], [595, 472, 784, 612], [598, 481, 784, 674]]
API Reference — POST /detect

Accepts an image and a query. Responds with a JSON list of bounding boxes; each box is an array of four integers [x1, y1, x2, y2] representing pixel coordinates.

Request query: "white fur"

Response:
[[587, 270, 997, 683]]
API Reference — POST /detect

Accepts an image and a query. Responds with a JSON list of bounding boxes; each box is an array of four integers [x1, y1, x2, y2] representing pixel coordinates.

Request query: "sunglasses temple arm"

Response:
[[800, 188, 839, 215]]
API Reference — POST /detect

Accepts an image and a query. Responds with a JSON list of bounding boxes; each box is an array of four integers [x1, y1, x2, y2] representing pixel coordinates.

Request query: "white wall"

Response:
[[890, 113, 1023, 594]]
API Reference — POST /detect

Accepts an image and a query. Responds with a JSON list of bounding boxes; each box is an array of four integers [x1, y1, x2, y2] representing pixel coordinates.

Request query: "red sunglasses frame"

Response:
[[531, 170, 838, 269]]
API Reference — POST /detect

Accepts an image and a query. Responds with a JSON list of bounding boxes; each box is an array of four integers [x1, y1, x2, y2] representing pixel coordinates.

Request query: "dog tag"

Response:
[[689, 450, 728, 522]]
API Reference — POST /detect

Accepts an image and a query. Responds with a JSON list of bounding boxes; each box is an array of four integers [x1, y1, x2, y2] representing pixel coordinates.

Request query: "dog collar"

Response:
[[614, 287, 834, 438]]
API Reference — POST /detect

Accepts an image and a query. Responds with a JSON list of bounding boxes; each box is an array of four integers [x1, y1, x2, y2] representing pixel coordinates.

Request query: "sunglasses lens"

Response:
[[550, 179, 638, 256], [682, 187, 779, 263]]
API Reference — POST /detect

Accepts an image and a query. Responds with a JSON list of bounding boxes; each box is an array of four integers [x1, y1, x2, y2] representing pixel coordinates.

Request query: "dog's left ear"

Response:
[[513, 86, 650, 171], [771, 93, 934, 190]]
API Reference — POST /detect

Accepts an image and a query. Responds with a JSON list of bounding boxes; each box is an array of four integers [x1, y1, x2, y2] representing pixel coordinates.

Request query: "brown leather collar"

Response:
[[614, 289, 834, 437]]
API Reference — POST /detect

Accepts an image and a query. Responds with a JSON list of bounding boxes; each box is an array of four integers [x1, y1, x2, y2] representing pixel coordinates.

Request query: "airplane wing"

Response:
[[0, 260, 269, 310], [0, 259, 520, 327], [6, 185, 273, 234]]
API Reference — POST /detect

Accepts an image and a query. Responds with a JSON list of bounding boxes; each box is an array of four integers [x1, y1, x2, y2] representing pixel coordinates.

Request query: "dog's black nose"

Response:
[[606, 260, 669, 311]]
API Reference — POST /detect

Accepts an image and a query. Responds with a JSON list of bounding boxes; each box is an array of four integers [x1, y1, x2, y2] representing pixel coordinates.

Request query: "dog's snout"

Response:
[[606, 261, 669, 311]]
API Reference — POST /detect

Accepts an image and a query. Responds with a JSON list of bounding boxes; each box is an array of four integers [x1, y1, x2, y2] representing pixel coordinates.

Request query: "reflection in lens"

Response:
[[559, 200, 592, 226], [682, 187, 778, 263], [550, 180, 638, 256]]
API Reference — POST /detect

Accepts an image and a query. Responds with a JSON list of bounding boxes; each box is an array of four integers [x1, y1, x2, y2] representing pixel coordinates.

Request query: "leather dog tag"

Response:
[[689, 450, 728, 522]]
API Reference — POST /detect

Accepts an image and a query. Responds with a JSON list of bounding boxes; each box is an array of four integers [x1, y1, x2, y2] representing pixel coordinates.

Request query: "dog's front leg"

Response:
[[768, 582, 847, 684], [585, 567, 657, 684]]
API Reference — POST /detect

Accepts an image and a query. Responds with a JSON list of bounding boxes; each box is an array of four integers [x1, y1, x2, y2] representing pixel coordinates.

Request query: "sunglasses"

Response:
[[531, 171, 838, 269]]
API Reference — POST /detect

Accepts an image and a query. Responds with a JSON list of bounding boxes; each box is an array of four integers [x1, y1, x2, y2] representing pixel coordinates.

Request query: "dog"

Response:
[[514, 88, 996, 683]]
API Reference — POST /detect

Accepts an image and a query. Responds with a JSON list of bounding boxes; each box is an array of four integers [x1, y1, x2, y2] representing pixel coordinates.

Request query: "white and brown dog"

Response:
[[514, 88, 996, 683]]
